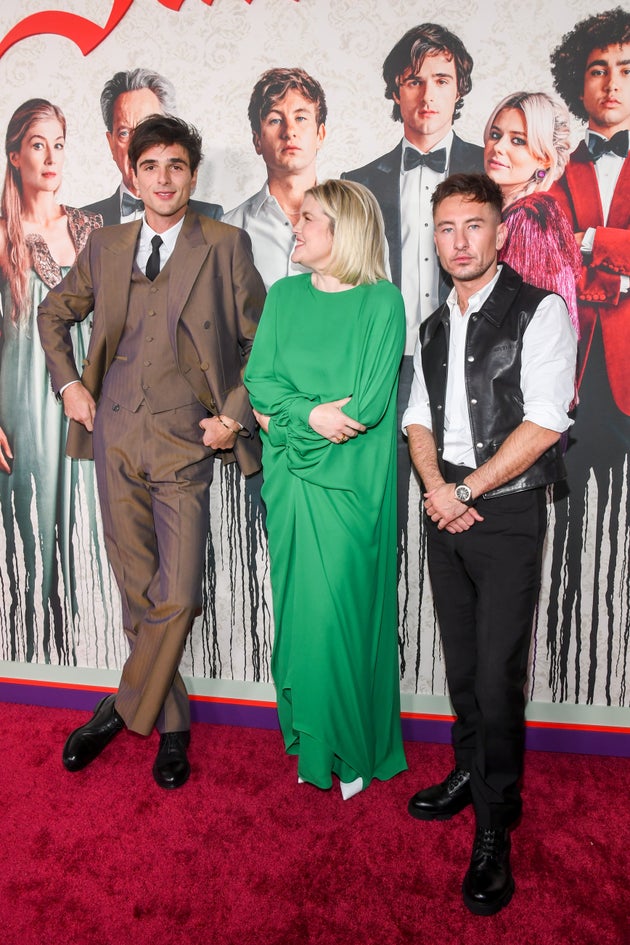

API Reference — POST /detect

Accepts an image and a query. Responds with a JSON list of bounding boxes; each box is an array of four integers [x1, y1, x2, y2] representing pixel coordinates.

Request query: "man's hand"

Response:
[[424, 482, 484, 531], [199, 415, 239, 450], [0, 425, 13, 473], [62, 382, 96, 432], [308, 396, 366, 444], [443, 508, 484, 534]]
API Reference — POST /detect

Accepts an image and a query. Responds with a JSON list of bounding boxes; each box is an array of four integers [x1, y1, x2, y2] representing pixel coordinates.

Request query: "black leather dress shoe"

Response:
[[408, 767, 472, 820], [153, 731, 191, 789], [463, 826, 514, 915], [62, 694, 125, 771]]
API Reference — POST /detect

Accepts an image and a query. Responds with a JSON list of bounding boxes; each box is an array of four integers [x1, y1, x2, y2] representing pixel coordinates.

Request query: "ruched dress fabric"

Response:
[[244, 274, 408, 790]]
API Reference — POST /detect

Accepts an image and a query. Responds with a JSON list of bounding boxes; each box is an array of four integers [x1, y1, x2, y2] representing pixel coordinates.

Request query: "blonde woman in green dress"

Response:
[[245, 179, 407, 798]]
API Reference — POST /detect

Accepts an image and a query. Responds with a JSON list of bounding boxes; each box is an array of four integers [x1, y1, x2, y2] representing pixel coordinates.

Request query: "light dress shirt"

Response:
[[136, 214, 185, 273], [401, 267, 577, 468], [580, 131, 629, 294], [223, 182, 308, 289], [400, 130, 453, 355]]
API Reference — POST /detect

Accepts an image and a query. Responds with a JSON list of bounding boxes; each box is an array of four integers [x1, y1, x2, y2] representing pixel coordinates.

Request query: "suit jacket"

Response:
[[342, 135, 484, 291], [550, 142, 630, 414], [83, 189, 223, 226], [37, 210, 265, 474]]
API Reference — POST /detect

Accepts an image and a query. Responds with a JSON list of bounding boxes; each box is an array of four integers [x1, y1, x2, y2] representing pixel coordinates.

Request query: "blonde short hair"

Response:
[[304, 179, 388, 286], [483, 91, 572, 196]]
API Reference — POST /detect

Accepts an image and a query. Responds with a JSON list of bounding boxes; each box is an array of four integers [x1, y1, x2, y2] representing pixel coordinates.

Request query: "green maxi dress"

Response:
[[244, 274, 408, 790]]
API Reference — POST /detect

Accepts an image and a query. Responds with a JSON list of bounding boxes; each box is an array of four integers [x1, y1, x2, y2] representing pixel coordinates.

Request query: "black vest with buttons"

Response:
[[420, 263, 566, 498]]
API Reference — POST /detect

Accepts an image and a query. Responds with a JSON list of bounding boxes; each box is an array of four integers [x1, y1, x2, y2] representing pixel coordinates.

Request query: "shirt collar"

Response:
[[140, 213, 186, 254], [248, 182, 273, 215], [446, 266, 502, 317]]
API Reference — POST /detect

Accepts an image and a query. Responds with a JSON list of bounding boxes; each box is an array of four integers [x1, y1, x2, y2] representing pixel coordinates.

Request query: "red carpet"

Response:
[[2, 702, 628, 945]]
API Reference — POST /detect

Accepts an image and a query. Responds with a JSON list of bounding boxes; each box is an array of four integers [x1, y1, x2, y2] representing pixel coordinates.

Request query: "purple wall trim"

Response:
[[1, 679, 628, 757]]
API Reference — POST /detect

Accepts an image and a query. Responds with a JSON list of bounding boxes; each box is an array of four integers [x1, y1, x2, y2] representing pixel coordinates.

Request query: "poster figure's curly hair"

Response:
[[550, 7, 630, 121]]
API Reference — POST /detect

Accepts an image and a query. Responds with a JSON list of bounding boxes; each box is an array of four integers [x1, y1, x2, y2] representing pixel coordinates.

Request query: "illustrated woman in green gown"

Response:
[[0, 99, 107, 662], [245, 179, 408, 797]]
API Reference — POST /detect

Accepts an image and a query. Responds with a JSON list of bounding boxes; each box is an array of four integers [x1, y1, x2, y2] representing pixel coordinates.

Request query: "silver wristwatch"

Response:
[[454, 482, 475, 507]]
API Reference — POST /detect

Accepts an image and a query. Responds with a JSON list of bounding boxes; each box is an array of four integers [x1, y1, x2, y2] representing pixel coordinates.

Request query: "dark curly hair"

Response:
[[128, 114, 203, 174], [550, 7, 630, 121], [383, 23, 474, 124]]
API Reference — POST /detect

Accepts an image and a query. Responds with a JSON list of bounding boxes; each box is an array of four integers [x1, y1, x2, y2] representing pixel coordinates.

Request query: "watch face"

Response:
[[455, 484, 472, 503]]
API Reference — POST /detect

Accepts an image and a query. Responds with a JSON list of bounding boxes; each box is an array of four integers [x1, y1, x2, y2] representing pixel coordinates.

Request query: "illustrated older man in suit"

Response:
[[84, 67, 222, 225], [38, 115, 265, 789]]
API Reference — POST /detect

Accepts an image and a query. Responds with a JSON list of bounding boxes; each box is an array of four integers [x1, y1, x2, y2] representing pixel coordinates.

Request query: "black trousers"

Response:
[[426, 466, 547, 828]]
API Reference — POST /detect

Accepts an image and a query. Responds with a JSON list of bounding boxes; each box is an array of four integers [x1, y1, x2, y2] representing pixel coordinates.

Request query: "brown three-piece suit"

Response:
[[38, 209, 265, 736]]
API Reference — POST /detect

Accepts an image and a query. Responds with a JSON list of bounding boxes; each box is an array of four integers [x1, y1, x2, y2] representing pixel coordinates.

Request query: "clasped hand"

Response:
[[424, 482, 484, 534], [309, 396, 366, 444], [199, 415, 239, 450]]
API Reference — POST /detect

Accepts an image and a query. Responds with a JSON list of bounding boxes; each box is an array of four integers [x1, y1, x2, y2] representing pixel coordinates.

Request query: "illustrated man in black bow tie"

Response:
[[342, 24, 484, 594], [545, 8, 630, 682], [83, 67, 222, 225], [550, 8, 630, 412], [343, 24, 483, 351]]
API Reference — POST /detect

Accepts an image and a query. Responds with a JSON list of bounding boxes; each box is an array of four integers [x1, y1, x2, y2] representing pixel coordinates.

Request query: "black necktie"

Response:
[[145, 235, 163, 281], [587, 129, 629, 162], [403, 146, 447, 173], [121, 193, 144, 216]]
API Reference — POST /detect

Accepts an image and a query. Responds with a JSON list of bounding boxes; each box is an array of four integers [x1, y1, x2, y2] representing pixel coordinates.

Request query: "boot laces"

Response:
[[474, 827, 505, 860]]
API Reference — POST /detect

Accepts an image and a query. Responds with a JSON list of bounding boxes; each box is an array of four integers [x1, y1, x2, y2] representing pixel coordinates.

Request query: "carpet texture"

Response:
[[2, 702, 629, 945]]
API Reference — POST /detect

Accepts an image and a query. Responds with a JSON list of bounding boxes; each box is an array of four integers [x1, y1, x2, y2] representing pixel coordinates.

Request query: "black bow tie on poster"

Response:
[[587, 129, 629, 162], [403, 146, 447, 173], [121, 193, 145, 216]]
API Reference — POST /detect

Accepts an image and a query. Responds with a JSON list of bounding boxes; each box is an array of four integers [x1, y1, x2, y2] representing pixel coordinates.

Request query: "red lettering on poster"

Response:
[[0, 0, 134, 59], [0, 0, 298, 61]]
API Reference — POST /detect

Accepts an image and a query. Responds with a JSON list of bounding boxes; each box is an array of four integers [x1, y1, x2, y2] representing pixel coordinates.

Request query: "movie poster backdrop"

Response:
[[0, 0, 627, 710]]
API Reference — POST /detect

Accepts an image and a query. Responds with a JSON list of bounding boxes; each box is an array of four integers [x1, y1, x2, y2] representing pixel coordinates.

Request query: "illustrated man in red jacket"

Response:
[[547, 8, 630, 701]]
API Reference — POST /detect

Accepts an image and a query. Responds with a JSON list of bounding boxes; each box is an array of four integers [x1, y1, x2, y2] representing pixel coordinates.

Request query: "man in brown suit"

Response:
[[38, 115, 265, 789]]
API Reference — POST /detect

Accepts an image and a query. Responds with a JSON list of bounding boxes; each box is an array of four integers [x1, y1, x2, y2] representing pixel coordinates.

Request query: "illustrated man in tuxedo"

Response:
[[550, 9, 630, 422], [84, 67, 222, 225], [546, 8, 630, 681], [343, 23, 483, 352], [343, 24, 484, 608], [38, 116, 265, 789], [223, 67, 327, 289]]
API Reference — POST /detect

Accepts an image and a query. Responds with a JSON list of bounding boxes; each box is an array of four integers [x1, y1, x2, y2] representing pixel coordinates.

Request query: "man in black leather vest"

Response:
[[402, 174, 576, 916]]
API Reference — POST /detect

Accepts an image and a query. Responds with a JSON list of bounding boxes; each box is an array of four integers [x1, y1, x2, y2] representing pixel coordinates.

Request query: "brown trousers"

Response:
[[93, 397, 214, 735]]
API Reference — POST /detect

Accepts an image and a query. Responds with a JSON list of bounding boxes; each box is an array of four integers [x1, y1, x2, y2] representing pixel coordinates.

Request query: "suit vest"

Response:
[[420, 264, 566, 498], [101, 262, 198, 413]]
